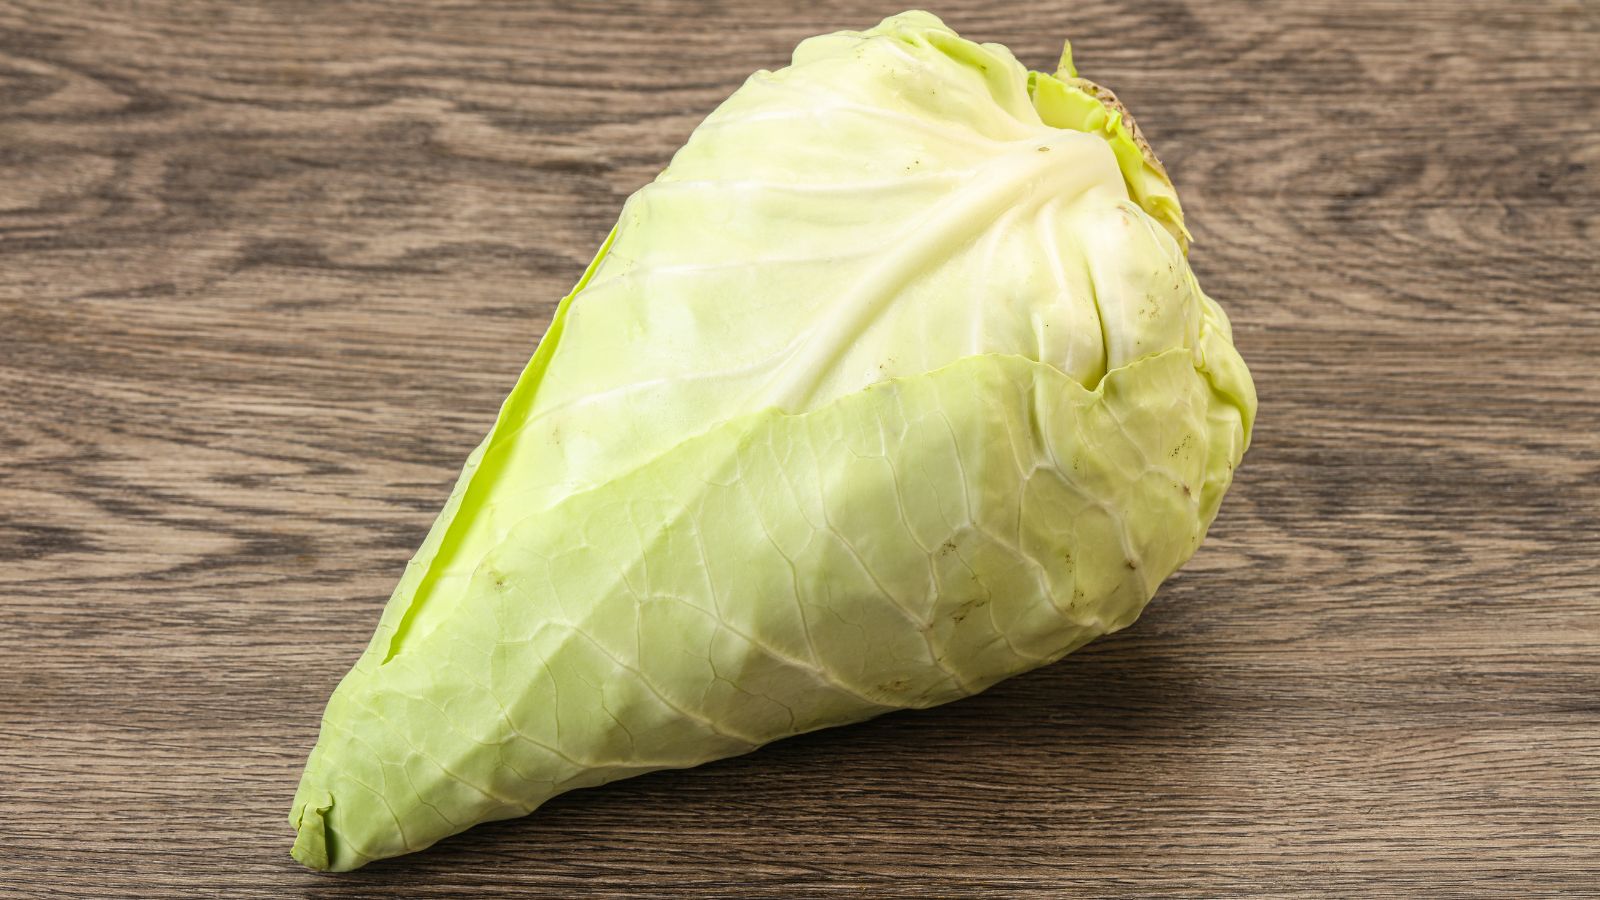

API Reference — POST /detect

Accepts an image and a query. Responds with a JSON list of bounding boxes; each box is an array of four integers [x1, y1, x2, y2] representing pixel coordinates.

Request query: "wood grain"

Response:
[[2, 1, 1597, 896]]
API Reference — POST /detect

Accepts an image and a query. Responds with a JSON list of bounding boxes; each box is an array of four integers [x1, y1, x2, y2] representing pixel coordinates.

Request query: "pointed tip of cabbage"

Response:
[[289, 789, 337, 872]]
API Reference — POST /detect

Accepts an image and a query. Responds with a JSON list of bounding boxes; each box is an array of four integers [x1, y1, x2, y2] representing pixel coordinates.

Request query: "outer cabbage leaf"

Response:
[[291, 10, 1255, 871]]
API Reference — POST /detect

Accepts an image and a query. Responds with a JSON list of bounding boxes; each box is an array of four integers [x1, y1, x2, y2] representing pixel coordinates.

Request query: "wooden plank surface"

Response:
[[2, 1, 1597, 895]]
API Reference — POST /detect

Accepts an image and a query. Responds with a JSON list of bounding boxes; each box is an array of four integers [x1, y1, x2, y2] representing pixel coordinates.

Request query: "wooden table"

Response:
[[4, 1, 1596, 895]]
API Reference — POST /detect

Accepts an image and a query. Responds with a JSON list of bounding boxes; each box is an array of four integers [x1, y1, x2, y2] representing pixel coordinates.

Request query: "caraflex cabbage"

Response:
[[290, 10, 1255, 871]]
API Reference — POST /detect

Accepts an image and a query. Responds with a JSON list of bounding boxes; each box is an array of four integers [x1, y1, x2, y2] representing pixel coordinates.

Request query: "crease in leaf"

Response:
[[380, 226, 619, 664]]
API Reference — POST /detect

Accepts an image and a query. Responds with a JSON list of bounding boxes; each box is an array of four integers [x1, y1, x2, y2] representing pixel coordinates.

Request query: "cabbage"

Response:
[[290, 10, 1255, 871]]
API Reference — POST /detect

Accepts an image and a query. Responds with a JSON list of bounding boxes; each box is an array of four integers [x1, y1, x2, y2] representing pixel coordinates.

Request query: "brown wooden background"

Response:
[[3, 1, 1597, 896]]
